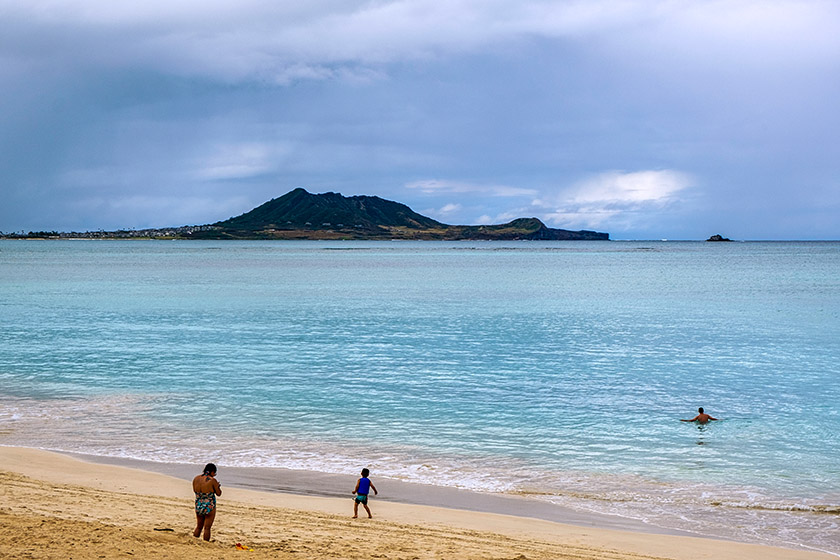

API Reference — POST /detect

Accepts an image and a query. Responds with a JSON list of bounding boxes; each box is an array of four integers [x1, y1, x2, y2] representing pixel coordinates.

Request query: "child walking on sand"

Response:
[[352, 468, 378, 518]]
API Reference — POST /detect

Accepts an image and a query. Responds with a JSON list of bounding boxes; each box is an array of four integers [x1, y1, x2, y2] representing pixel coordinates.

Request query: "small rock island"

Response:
[[706, 234, 732, 242]]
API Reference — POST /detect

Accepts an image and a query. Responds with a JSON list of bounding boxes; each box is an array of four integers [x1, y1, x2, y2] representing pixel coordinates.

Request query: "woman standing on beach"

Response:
[[192, 463, 222, 541]]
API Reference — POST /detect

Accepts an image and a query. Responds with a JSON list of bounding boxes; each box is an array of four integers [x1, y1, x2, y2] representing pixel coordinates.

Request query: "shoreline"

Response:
[[66, 449, 684, 536], [1, 446, 835, 560]]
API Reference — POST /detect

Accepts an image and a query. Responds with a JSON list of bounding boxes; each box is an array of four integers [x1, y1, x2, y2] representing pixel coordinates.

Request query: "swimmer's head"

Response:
[[203, 463, 217, 476], [698, 407, 704, 413]]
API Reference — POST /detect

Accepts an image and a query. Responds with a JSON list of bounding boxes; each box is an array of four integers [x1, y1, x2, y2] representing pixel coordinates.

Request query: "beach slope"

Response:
[[0, 447, 831, 560]]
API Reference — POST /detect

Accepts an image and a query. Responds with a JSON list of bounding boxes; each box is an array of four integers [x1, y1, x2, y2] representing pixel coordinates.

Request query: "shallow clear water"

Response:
[[1, 240, 838, 553]]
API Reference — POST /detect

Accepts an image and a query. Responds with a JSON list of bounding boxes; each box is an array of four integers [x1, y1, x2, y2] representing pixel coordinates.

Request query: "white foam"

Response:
[[1, 394, 838, 554]]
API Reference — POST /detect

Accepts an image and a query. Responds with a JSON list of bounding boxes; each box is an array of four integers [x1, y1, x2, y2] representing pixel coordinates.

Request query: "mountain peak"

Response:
[[217, 188, 445, 232]]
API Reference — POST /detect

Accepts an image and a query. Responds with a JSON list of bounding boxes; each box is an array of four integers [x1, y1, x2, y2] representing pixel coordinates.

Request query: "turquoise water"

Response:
[[1, 240, 839, 553]]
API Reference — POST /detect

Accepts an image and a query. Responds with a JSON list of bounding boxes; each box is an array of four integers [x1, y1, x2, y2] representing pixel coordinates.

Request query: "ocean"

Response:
[[1, 239, 838, 554]]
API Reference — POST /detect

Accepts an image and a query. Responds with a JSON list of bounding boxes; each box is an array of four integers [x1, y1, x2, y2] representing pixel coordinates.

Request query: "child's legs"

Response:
[[353, 500, 359, 517], [363, 503, 372, 518]]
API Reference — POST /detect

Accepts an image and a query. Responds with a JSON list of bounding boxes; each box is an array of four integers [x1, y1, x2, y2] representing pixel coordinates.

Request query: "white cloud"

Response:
[[438, 203, 462, 214], [567, 169, 690, 205], [534, 170, 693, 229], [405, 179, 536, 197], [422, 202, 463, 220]]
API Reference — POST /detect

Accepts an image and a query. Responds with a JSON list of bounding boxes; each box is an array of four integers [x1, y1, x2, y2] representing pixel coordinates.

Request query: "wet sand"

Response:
[[0, 447, 834, 560], [71, 451, 677, 535]]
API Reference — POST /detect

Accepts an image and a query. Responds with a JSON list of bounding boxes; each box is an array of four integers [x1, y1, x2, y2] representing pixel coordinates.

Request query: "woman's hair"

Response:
[[203, 463, 217, 475]]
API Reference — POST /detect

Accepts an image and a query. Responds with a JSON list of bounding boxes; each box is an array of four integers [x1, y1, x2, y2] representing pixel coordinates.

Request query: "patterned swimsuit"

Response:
[[195, 492, 216, 515]]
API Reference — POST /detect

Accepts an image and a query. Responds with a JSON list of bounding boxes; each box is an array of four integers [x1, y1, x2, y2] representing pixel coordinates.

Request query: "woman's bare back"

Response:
[[193, 474, 221, 495]]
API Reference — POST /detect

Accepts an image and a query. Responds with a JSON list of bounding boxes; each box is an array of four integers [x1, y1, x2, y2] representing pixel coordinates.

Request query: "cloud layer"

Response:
[[1, 1, 839, 238], [6, 1, 839, 83]]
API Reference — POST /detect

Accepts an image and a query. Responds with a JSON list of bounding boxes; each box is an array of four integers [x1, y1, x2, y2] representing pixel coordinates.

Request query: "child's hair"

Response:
[[361, 468, 370, 477]]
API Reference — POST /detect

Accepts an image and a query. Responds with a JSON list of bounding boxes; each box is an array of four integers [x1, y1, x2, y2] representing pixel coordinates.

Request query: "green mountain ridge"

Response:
[[198, 188, 609, 240]]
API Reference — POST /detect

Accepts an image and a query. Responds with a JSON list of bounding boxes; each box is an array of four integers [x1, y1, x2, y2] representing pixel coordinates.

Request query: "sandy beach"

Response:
[[0, 447, 833, 560]]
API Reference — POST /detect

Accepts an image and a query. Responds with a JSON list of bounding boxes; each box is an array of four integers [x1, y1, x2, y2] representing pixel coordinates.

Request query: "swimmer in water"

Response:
[[681, 407, 719, 424]]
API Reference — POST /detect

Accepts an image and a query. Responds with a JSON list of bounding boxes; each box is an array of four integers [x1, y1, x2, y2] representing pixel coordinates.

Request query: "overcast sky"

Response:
[[2, 0, 839, 239]]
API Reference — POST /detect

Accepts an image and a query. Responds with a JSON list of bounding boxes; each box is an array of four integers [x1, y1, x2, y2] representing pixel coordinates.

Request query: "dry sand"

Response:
[[0, 447, 833, 560]]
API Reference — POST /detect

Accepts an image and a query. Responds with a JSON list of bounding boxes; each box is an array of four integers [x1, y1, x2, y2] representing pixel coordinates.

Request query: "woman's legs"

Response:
[[194, 512, 206, 538], [193, 509, 217, 540], [201, 509, 216, 540]]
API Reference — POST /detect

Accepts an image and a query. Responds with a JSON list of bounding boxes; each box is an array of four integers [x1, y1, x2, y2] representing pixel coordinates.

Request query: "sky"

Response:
[[1, 0, 839, 240]]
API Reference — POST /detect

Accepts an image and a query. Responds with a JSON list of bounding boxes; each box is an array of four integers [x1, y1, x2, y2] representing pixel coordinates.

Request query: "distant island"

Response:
[[1, 188, 610, 241], [706, 234, 732, 242]]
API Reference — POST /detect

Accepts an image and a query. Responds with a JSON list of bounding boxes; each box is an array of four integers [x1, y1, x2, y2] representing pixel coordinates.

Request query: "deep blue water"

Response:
[[1, 240, 838, 552]]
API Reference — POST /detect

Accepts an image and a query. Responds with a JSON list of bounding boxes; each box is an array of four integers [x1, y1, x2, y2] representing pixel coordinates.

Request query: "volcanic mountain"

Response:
[[197, 188, 609, 240]]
